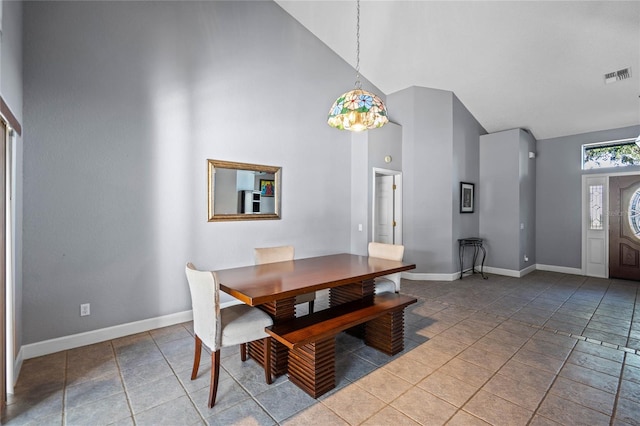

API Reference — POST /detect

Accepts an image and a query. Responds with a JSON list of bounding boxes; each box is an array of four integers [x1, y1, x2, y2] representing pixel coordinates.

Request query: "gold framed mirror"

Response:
[[208, 159, 281, 221]]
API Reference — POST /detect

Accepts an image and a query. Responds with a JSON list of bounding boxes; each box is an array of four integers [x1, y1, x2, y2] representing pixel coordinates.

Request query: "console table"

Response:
[[458, 238, 487, 279]]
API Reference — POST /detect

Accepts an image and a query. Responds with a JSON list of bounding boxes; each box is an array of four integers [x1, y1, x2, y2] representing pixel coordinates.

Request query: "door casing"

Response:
[[372, 168, 402, 245]]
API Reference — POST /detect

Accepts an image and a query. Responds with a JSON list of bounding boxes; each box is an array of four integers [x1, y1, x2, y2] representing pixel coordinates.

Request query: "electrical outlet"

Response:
[[80, 303, 90, 317]]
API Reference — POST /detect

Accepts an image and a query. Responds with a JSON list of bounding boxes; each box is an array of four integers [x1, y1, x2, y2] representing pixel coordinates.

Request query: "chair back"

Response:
[[368, 242, 405, 292], [185, 263, 221, 351], [254, 245, 294, 265]]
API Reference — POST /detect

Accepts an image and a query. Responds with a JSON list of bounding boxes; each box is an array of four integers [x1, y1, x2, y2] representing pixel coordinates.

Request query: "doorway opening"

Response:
[[372, 168, 402, 245]]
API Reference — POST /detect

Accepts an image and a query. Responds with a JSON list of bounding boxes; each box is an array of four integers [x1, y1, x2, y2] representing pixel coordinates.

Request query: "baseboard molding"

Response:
[[536, 264, 583, 275], [21, 310, 194, 361], [402, 271, 458, 281], [406, 264, 584, 280]]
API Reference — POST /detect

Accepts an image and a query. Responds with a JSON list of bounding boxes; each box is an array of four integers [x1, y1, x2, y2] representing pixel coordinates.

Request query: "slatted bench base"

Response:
[[287, 338, 336, 398], [365, 310, 406, 355], [266, 293, 417, 398]]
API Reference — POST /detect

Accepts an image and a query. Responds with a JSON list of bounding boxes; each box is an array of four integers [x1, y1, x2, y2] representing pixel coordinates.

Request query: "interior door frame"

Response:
[[581, 170, 640, 277], [372, 168, 402, 245]]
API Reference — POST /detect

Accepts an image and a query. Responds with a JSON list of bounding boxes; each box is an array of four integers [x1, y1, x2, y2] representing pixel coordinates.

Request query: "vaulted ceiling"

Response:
[[276, 1, 640, 140]]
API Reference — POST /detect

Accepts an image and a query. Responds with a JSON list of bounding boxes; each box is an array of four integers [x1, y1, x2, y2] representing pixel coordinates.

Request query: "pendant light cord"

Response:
[[355, 0, 362, 89]]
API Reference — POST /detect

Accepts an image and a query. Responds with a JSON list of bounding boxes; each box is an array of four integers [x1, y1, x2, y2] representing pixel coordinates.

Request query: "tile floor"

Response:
[[3, 271, 640, 425]]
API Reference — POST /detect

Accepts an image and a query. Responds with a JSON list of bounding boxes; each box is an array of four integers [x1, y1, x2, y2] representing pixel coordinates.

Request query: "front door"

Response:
[[609, 174, 640, 280]]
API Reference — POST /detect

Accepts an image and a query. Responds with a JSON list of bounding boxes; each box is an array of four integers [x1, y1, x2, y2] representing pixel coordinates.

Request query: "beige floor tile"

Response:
[[421, 335, 470, 357], [9, 273, 640, 426], [457, 345, 510, 372], [382, 353, 436, 384], [282, 403, 347, 426], [446, 410, 491, 425], [391, 387, 457, 424], [537, 394, 610, 425], [619, 379, 640, 403], [462, 390, 533, 426], [614, 397, 640, 426], [321, 384, 386, 425], [511, 348, 565, 375], [567, 350, 623, 377], [353, 367, 413, 403], [417, 370, 478, 407], [496, 359, 556, 393], [482, 374, 546, 411], [559, 362, 620, 394], [549, 377, 615, 416], [361, 406, 421, 426], [437, 358, 493, 387]]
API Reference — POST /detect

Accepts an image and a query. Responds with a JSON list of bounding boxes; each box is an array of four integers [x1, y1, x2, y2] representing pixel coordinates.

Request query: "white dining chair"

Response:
[[368, 242, 405, 294], [254, 245, 316, 314], [185, 263, 273, 408]]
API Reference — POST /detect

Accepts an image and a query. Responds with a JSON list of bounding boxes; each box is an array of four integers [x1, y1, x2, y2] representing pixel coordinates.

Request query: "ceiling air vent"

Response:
[[605, 67, 632, 84]]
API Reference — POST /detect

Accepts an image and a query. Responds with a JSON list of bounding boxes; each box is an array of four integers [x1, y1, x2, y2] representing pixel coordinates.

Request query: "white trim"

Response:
[[21, 310, 194, 360], [402, 271, 458, 281], [482, 265, 535, 278], [536, 263, 583, 276], [10, 347, 23, 391]]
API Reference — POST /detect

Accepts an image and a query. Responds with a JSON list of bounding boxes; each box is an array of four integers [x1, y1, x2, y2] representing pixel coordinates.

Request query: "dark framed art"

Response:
[[460, 182, 474, 213]]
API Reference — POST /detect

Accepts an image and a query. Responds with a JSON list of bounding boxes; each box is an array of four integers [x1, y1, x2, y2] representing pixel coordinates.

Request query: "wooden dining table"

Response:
[[216, 253, 417, 381]]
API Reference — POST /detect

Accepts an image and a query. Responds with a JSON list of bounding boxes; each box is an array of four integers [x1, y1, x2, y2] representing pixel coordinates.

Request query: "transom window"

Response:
[[582, 138, 639, 170]]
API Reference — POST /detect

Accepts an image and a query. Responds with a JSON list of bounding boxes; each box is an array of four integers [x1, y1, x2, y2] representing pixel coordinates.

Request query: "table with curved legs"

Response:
[[458, 237, 487, 279]]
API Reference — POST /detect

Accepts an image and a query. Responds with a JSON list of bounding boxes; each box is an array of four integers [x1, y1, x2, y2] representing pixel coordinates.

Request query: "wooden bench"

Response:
[[265, 292, 417, 397]]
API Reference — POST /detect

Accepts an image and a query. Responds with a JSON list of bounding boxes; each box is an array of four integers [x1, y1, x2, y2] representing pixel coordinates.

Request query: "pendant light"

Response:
[[327, 0, 388, 131]]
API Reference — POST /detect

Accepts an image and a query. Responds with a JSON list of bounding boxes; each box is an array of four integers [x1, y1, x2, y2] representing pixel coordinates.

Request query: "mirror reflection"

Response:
[[208, 160, 281, 221]]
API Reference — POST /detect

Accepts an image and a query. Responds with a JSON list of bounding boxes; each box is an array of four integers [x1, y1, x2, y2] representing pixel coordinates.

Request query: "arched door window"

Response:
[[628, 188, 640, 238]]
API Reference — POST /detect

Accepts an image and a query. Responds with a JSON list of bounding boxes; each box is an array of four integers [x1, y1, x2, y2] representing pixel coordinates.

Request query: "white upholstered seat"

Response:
[[185, 262, 272, 408], [254, 245, 316, 313], [368, 242, 405, 294]]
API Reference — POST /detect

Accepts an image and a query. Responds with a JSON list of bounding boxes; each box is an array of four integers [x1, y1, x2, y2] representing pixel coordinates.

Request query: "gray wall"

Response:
[[452, 95, 485, 265], [536, 125, 640, 268], [22, 1, 385, 344], [480, 129, 521, 270], [388, 87, 484, 274], [1, 0, 24, 363]]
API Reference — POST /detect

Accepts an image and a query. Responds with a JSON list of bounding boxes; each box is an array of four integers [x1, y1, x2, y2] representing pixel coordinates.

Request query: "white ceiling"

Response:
[[276, 0, 640, 140]]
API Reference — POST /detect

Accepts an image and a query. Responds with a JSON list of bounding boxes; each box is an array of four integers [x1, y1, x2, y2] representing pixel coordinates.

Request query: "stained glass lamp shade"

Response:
[[327, 89, 389, 131]]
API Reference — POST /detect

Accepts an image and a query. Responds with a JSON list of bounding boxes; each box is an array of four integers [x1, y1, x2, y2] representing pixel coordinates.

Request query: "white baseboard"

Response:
[[404, 263, 554, 281], [21, 310, 194, 361], [402, 271, 458, 281], [536, 264, 583, 275]]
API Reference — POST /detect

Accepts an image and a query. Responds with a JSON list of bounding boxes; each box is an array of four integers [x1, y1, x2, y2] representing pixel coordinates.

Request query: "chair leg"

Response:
[[308, 300, 315, 314], [208, 350, 221, 408], [191, 335, 202, 380], [240, 343, 247, 362], [263, 337, 272, 385]]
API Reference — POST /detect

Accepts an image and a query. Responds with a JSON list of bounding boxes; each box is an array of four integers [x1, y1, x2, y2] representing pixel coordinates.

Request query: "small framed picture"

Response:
[[460, 182, 474, 213], [260, 179, 275, 197]]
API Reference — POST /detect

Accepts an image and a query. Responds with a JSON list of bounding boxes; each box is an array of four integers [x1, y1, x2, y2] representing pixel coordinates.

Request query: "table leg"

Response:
[[459, 243, 464, 279], [479, 244, 488, 279], [252, 297, 296, 377], [329, 279, 375, 306], [329, 279, 374, 338], [471, 245, 480, 274]]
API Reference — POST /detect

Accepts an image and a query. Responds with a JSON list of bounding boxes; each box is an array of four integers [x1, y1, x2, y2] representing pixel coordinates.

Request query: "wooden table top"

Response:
[[217, 253, 416, 306]]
